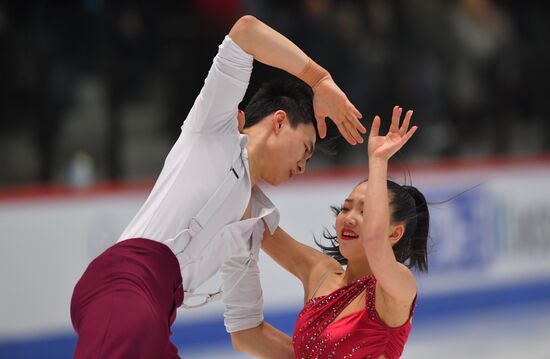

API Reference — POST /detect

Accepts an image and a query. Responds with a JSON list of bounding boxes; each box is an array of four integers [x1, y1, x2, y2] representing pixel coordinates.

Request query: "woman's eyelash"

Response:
[[340, 206, 364, 214]]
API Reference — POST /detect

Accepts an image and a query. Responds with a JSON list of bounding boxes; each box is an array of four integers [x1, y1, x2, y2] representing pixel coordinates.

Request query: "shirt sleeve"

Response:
[[221, 256, 264, 333], [182, 35, 254, 135]]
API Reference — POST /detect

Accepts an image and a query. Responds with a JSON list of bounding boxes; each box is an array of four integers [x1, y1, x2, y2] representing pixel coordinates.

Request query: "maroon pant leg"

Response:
[[71, 238, 183, 359]]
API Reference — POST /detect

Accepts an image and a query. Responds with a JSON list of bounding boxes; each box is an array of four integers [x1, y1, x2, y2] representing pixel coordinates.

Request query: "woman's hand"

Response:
[[313, 77, 365, 145], [368, 106, 417, 161]]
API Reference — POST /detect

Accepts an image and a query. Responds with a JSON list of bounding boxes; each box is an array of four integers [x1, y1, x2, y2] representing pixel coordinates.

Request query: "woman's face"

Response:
[[335, 182, 369, 261], [336, 181, 399, 262]]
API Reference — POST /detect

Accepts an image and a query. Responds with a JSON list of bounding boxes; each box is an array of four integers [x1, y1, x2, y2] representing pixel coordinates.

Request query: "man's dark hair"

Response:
[[244, 78, 315, 129]]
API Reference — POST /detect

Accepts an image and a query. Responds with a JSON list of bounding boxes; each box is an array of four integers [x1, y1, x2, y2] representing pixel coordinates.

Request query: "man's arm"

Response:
[[229, 15, 366, 145], [221, 254, 293, 357], [230, 322, 294, 359]]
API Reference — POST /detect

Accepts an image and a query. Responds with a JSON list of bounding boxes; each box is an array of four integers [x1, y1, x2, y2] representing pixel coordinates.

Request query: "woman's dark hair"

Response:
[[243, 78, 314, 129], [316, 179, 430, 272]]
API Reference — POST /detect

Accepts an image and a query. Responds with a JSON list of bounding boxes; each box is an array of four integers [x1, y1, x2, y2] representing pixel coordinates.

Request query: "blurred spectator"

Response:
[[0, 2, 72, 183], [102, 2, 158, 179], [446, 0, 520, 156], [0, 0, 548, 188]]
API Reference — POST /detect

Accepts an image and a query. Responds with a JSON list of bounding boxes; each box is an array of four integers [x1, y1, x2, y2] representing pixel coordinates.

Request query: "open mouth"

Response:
[[341, 229, 359, 241]]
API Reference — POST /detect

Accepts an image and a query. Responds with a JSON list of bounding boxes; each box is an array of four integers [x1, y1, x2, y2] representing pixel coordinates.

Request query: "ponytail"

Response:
[[403, 186, 429, 272], [387, 181, 429, 272]]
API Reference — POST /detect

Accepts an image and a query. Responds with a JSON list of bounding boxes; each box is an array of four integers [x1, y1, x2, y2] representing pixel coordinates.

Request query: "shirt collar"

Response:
[[250, 185, 279, 234], [239, 134, 249, 160]]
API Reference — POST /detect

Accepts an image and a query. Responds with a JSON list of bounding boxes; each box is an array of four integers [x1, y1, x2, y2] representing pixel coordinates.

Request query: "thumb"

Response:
[[316, 115, 327, 138]]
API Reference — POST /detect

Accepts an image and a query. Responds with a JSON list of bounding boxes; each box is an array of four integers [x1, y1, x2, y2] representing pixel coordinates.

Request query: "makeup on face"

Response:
[[340, 228, 359, 241]]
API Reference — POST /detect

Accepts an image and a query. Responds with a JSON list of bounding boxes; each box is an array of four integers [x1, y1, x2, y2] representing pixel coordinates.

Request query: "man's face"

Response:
[[264, 119, 316, 186]]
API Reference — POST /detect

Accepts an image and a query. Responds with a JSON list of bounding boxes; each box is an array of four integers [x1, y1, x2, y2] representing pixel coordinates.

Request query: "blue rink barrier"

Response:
[[2, 278, 550, 359]]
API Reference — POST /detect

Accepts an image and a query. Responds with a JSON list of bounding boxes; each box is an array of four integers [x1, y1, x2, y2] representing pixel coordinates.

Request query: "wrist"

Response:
[[298, 58, 330, 88], [368, 157, 389, 169]]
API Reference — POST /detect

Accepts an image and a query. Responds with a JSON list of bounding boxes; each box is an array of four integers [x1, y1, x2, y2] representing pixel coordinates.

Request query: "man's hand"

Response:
[[313, 77, 365, 145], [228, 15, 365, 144]]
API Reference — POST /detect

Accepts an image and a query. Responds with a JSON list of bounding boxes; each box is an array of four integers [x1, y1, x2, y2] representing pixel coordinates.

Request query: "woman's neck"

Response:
[[343, 260, 373, 284]]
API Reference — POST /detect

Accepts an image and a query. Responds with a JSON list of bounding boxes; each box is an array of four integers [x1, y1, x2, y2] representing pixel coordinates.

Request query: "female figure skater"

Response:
[[234, 106, 428, 358]]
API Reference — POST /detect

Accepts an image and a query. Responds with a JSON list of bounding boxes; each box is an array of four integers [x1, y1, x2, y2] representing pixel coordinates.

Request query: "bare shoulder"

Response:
[[310, 254, 342, 279], [376, 263, 416, 309], [303, 255, 343, 300], [373, 264, 417, 327]]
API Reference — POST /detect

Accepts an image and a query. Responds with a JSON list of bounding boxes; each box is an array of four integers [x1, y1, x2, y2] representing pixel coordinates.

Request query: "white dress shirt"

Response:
[[118, 36, 279, 331]]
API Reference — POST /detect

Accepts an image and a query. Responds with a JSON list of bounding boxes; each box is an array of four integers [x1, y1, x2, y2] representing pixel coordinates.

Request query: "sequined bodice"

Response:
[[292, 275, 414, 359]]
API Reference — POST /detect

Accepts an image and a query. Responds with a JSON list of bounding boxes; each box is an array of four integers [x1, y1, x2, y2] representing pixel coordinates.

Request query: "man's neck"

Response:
[[243, 128, 268, 187]]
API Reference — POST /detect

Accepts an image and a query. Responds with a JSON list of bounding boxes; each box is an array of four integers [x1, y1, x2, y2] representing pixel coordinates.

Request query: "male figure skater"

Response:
[[70, 15, 365, 358]]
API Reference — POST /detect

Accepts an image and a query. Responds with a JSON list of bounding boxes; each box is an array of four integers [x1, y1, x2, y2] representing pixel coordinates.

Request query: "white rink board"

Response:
[[1, 162, 550, 342]]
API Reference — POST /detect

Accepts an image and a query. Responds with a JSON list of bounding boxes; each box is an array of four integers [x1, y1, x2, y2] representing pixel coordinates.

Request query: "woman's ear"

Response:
[[389, 224, 405, 246]]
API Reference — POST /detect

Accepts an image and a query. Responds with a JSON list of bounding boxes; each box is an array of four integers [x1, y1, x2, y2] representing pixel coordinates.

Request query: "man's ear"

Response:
[[271, 110, 288, 134], [237, 109, 245, 133], [389, 224, 405, 246]]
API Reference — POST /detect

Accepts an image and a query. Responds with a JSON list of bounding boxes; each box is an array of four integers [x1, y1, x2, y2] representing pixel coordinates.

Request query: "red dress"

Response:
[[293, 275, 415, 359]]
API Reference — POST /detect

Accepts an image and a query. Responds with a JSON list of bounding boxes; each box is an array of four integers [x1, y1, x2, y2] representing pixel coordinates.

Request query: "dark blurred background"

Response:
[[0, 0, 548, 188]]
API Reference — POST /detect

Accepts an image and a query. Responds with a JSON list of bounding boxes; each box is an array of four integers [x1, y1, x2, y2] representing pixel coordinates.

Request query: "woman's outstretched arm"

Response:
[[362, 106, 417, 303]]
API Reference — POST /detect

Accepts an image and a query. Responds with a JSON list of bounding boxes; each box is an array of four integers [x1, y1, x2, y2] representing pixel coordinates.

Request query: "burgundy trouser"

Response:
[[71, 238, 184, 359]]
